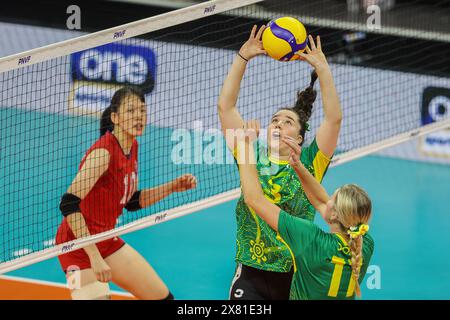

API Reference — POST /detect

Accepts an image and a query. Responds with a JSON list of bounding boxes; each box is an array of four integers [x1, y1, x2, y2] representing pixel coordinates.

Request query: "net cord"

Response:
[[0, 0, 264, 73]]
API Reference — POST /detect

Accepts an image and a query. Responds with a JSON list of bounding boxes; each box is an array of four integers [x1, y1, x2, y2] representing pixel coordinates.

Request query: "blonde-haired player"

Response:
[[235, 121, 374, 299]]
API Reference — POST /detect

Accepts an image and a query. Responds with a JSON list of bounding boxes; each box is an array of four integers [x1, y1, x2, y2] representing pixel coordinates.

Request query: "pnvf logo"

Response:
[[18, 55, 31, 65], [155, 213, 168, 223], [420, 87, 450, 157], [71, 42, 156, 93], [113, 30, 126, 39], [204, 5, 216, 14], [61, 243, 75, 253]]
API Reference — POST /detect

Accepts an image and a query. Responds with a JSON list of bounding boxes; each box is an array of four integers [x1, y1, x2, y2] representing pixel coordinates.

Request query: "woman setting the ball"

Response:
[[218, 23, 343, 300]]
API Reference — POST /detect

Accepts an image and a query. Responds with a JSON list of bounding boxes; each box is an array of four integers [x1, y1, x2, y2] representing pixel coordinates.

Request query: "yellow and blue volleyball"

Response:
[[262, 17, 308, 62]]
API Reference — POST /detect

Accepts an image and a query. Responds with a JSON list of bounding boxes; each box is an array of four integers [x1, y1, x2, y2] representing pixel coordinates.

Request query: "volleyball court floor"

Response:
[[1, 152, 449, 299], [0, 156, 450, 299]]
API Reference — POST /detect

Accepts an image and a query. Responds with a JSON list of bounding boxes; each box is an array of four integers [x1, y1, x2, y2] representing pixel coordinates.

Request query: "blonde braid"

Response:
[[348, 234, 364, 297], [334, 184, 372, 298]]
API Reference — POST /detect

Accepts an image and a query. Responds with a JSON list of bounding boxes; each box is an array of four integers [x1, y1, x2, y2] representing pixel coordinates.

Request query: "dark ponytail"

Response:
[[278, 70, 318, 145], [100, 106, 114, 136], [99, 86, 145, 136]]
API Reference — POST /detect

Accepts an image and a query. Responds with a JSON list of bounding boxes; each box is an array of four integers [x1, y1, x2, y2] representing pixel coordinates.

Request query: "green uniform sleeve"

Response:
[[277, 209, 320, 254], [360, 233, 375, 280], [301, 137, 332, 183]]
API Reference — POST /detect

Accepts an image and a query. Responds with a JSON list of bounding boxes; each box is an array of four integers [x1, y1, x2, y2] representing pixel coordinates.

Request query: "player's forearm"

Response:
[[292, 162, 330, 209], [218, 55, 248, 112], [237, 141, 260, 202], [139, 183, 174, 209], [66, 212, 101, 259], [238, 142, 279, 231], [317, 67, 342, 124]]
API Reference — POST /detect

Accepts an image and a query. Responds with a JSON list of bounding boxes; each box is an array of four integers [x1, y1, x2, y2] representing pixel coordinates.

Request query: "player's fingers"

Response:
[[184, 173, 193, 180], [316, 35, 322, 51], [252, 120, 260, 135], [305, 45, 312, 54], [290, 150, 296, 161], [97, 272, 105, 283], [308, 35, 316, 50], [282, 135, 297, 143], [282, 136, 300, 152], [256, 24, 266, 40], [250, 25, 257, 39], [105, 270, 111, 283], [281, 137, 296, 149], [246, 120, 253, 138], [297, 52, 308, 61], [248, 120, 254, 134]]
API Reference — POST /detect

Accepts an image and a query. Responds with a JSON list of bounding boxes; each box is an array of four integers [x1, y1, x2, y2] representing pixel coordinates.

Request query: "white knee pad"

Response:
[[71, 282, 111, 300]]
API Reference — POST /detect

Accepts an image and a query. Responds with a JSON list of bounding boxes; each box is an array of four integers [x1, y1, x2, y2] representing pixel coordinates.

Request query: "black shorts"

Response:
[[229, 263, 294, 300]]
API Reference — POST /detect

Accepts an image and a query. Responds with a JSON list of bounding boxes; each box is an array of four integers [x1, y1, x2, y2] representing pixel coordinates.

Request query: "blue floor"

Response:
[[6, 155, 450, 299]]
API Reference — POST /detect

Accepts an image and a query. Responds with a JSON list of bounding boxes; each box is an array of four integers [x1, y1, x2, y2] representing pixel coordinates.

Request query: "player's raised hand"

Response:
[[281, 135, 302, 168], [238, 119, 260, 143], [297, 35, 329, 72], [171, 174, 197, 192], [239, 25, 267, 61]]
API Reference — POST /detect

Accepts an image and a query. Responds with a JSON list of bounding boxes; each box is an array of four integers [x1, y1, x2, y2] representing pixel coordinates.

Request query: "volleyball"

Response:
[[262, 17, 308, 62]]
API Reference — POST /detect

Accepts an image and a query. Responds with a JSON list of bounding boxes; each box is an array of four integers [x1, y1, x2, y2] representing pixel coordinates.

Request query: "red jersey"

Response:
[[56, 131, 138, 244]]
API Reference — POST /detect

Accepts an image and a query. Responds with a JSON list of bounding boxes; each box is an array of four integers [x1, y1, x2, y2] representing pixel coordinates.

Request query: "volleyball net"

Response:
[[0, 0, 449, 274]]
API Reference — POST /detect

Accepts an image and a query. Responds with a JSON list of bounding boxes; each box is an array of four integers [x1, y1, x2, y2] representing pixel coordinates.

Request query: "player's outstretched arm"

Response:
[[237, 120, 281, 231], [138, 174, 197, 209], [218, 25, 266, 148], [281, 135, 329, 222], [298, 35, 342, 158]]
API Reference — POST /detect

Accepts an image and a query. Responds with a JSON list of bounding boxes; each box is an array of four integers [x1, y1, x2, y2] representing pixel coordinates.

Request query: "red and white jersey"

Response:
[[56, 131, 138, 243]]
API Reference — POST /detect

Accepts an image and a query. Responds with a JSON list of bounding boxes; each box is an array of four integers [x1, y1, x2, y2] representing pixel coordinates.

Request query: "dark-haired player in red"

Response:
[[56, 86, 197, 300]]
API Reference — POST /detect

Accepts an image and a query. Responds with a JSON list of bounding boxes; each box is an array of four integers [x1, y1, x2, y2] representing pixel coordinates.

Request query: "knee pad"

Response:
[[71, 282, 111, 300]]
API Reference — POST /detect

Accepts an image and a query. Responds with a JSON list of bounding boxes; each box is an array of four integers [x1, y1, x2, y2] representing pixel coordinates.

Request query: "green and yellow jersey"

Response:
[[278, 210, 375, 300], [233, 137, 331, 272]]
